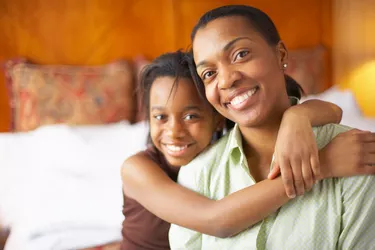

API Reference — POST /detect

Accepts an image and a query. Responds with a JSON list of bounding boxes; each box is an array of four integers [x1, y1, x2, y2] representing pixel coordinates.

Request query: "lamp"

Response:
[[333, 0, 375, 117], [346, 61, 375, 117]]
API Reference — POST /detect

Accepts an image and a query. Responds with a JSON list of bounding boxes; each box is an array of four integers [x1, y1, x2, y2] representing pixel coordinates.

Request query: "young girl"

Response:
[[121, 50, 372, 250]]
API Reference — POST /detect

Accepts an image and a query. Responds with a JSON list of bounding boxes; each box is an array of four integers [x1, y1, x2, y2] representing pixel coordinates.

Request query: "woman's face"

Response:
[[149, 76, 222, 167], [193, 16, 289, 127]]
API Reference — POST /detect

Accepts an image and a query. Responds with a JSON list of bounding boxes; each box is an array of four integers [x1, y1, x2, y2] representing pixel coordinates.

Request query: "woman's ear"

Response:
[[276, 41, 288, 70]]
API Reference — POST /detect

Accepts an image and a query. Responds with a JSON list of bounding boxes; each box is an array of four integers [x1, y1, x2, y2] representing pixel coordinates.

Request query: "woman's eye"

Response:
[[202, 71, 215, 80], [153, 114, 165, 121], [234, 50, 249, 61]]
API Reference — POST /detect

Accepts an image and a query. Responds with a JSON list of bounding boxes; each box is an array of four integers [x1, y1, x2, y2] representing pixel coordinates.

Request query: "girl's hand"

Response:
[[268, 110, 319, 198], [319, 129, 375, 179]]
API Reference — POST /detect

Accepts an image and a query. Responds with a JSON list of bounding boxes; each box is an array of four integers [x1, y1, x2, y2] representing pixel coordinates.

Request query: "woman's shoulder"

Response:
[[180, 132, 231, 173], [313, 123, 352, 134], [313, 123, 353, 149]]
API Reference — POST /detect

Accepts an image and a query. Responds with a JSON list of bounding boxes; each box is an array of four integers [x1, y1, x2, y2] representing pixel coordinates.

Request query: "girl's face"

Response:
[[149, 76, 222, 167], [192, 16, 290, 127]]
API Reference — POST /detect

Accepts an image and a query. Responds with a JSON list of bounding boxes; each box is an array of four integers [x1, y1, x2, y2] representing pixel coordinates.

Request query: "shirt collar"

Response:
[[225, 123, 246, 165], [224, 97, 298, 168], [225, 123, 277, 171]]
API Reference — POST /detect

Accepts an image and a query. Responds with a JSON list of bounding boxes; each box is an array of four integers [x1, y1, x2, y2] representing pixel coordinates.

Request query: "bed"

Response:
[[0, 121, 148, 250], [0, 0, 348, 249]]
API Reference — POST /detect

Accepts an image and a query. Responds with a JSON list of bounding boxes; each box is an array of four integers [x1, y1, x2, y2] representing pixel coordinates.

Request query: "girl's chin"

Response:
[[165, 156, 192, 167]]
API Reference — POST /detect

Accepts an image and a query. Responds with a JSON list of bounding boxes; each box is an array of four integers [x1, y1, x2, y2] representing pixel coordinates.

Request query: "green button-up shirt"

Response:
[[169, 123, 375, 250]]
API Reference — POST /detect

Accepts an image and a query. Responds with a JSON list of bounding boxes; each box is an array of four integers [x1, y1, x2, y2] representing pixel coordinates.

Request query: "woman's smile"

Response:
[[225, 86, 260, 111]]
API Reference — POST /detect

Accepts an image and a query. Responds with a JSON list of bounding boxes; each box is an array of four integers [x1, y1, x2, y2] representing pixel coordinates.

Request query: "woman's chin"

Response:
[[231, 109, 264, 128]]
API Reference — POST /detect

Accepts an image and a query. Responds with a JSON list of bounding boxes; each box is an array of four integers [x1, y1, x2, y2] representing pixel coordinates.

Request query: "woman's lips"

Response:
[[226, 86, 259, 111]]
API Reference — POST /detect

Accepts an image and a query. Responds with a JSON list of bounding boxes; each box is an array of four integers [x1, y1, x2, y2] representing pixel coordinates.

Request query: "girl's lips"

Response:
[[162, 143, 193, 157]]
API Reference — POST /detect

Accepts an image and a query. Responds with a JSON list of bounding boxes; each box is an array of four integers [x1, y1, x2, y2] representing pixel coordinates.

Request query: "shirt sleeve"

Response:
[[313, 123, 352, 149], [168, 162, 203, 250], [337, 175, 375, 249], [320, 124, 375, 248]]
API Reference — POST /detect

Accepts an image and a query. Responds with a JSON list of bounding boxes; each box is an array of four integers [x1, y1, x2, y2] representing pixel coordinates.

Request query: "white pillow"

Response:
[[302, 86, 375, 131], [0, 121, 149, 249]]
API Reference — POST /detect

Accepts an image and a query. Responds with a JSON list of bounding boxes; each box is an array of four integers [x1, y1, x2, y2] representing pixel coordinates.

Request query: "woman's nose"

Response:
[[218, 67, 242, 90]]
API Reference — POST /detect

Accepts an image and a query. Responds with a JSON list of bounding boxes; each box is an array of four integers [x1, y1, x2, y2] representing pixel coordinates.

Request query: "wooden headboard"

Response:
[[0, 0, 332, 132]]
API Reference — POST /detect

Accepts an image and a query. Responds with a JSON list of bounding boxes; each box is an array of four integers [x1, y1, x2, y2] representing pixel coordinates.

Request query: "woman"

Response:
[[121, 51, 374, 250], [169, 5, 375, 250]]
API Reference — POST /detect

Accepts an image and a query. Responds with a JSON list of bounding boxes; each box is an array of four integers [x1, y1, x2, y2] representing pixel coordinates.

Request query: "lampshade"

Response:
[[345, 61, 375, 117], [333, 0, 375, 117]]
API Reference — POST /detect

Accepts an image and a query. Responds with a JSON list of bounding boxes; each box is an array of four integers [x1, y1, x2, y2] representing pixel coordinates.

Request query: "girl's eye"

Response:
[[234, 50, 249, 61], [184, 114, 198, 121], [202, 70, 215, 80]]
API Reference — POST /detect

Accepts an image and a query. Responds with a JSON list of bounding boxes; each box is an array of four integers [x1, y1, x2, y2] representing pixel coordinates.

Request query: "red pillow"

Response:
[[4, 59, 136, 131]]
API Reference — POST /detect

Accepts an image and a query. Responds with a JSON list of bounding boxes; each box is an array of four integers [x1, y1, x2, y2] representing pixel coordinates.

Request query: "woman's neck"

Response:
[[240, 104, 289, 181]]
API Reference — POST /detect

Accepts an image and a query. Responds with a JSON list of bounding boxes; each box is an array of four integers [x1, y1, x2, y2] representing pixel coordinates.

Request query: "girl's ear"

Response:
[[211, 114, 226, 143], [215, 114, 226, 132]]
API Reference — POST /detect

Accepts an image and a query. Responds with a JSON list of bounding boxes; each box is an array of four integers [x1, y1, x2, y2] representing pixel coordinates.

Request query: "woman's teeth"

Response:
[[166, 145, 188, 152], [230, 87, 258, 106]]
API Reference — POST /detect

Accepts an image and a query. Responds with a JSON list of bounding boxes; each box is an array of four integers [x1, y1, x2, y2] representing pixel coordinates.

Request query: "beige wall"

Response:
[[0, 0, 333, 131]]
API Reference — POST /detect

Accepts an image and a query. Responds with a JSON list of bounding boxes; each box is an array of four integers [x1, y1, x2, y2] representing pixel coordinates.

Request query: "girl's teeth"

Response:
[[166, 145, 187, 152]]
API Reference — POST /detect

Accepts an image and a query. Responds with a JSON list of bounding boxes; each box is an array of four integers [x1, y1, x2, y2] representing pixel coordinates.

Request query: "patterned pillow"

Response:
[[4, 59, 135, 131], [285, 45, 326, 95]]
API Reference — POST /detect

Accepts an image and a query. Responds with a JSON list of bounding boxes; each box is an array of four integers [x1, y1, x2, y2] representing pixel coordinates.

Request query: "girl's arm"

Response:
[[295, 99, 343, 125], [122, 128, 375, 238], [122, 100, 345, 238], [319, 129, 375, 179], [122, 154, 288, 238], [270, 100, 343, 198]]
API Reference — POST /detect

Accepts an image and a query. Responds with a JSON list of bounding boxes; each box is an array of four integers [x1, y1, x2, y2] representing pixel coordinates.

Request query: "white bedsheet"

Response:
[[302, 86, 375, 132], [0, 121, 148, 250]]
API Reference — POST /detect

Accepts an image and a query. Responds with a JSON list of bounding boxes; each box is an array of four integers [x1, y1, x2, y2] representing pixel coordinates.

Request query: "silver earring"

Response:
[[283, 63, 288, 69], [289, 96, 300, 105]]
